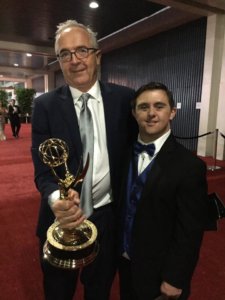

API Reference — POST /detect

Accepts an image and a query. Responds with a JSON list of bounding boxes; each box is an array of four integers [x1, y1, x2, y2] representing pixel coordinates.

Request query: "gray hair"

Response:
[[55, 19, 98, 54]]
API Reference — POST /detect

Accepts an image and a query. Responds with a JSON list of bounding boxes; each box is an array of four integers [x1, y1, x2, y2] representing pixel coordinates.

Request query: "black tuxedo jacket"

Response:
[[31, 82, 136, 239], [121, 134, 208, 299]]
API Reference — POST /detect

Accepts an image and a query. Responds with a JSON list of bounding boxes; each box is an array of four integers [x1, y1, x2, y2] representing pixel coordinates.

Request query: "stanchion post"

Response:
[[213, 129, 218, 168], [208, 128, 221, 171]]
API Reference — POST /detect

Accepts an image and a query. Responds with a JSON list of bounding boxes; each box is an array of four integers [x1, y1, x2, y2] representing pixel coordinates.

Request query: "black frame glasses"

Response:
[[57, 47, 98, 62]]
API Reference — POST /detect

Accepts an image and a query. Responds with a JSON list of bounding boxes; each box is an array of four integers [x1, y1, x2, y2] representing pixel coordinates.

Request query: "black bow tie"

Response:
[[133, 141, 155, 157]]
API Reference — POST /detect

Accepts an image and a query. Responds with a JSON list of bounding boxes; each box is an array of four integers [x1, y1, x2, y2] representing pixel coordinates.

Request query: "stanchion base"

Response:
[[207, 165, 222, 171]]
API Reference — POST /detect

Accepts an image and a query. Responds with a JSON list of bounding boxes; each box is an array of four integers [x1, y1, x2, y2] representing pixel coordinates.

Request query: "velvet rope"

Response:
[[175, 131, 213, 140]]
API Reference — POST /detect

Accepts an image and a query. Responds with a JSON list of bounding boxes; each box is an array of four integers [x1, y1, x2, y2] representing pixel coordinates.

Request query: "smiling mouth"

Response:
[[146, 120, 156, 125], [70, 67, 86, 73], [73, 70, 84, 74]]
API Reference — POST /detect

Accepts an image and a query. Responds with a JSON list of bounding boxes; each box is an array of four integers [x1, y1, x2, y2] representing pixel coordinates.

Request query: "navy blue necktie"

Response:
[[133, 141, 155, 157]]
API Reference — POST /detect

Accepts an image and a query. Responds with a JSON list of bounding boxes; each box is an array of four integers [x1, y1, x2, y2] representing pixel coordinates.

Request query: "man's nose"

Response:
[[147, 107, 155, 115], [71, 52, 80, 63]]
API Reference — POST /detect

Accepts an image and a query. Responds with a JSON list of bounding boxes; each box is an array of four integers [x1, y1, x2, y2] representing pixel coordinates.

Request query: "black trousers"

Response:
[[10, 117, 21, 136], [39, 204, 117, 300], [119, 257, 138, 300], [119, 257, 190, 300]]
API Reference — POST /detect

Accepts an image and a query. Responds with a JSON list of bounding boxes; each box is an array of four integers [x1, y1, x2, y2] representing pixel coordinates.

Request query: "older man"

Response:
[[31, 20, 136, 300]]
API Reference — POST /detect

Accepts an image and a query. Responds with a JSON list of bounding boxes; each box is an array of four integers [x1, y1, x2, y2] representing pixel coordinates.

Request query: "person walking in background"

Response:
[[0, 100, 7, 141], [119, 82, 208, 300], [31, 19, 136, 300], [8, 99, 21, 138]]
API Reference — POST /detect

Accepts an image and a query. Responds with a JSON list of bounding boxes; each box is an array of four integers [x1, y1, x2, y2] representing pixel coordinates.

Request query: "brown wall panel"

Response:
[[32, 76, 45, 93], [55, 69, 65, 87]]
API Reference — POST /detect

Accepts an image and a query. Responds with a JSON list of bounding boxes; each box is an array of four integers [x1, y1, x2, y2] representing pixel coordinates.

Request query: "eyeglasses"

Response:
[[57, 47, 98, 62]]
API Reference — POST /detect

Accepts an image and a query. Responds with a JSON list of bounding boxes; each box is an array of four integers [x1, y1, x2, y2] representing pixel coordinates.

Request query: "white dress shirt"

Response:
[[70, 81, 112, 208], [48, 81, 112, 209]]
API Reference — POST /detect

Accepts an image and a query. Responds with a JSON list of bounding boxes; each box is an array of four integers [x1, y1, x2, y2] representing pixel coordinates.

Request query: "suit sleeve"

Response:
[[162, 158, 208, 289], [31, 98, 59, 200]]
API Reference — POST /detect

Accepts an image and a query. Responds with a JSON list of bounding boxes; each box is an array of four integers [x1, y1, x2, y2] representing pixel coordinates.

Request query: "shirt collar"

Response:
[[138, 129, 171, 155], [69, 81, 101, 103]]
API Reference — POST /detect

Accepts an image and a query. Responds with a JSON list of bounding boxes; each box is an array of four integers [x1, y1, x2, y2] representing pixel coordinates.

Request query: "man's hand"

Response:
[[160, 281, 182, 299], [51, 189, 86, 229]]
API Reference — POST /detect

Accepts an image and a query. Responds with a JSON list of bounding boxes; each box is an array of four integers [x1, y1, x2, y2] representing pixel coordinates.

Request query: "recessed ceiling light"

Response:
[[0, 75, 3, 77], [89, 1, 99, 8], [14, 63, 19, 67], [26, 53, 32, 57]]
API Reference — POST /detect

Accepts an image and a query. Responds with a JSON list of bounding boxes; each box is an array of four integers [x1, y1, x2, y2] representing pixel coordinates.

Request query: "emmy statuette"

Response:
[[39, 138, 98, 269]]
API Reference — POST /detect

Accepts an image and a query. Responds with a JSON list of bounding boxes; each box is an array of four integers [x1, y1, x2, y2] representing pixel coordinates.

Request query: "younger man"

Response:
[[119, 82, 208, 300]]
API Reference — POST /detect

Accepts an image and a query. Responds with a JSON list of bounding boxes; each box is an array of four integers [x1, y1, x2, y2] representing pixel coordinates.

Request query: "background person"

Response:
[[31, 19, 136, 300], [119, 82, 208, 300], [8, 99, 21, 138]]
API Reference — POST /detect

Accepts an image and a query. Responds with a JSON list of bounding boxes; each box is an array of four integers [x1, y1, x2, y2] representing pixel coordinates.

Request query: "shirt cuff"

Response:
[[48, 190, 60, 207]]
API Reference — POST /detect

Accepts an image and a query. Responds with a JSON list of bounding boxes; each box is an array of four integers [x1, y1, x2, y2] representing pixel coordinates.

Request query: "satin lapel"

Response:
[[57, 85, 83, 158], [100, 83, 115, 146], [142, 135, 177, 193], [100, 82, 119, 167]]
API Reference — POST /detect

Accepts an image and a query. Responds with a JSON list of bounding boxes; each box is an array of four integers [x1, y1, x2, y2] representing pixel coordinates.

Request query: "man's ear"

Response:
[[96, 50, 102, 65], [132, 109, 136, 118], [170, 107, 176, 120]]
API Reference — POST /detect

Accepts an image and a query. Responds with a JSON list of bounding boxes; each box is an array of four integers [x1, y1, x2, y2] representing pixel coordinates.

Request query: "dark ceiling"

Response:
[[0, 0, 164, 85], [0, 0, 164, 46], [0, 0, 225, 87]]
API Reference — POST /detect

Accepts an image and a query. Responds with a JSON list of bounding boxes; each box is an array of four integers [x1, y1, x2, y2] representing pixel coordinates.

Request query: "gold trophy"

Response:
[[39, 138, 98, 269]]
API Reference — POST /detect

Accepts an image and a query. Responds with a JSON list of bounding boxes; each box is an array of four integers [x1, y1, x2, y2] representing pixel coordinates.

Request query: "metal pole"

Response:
[[208, 129, 221, 171], [213, 129, 218, 169]]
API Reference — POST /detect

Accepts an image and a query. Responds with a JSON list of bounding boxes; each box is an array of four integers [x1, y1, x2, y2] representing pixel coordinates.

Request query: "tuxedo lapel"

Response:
[[100, 82, 123, 173], [100, 83, 117, 147], [141, 134, 177, 196]]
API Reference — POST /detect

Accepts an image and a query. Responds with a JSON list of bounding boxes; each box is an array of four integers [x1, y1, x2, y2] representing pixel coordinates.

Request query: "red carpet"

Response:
[[0, 124, 225, 300]]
